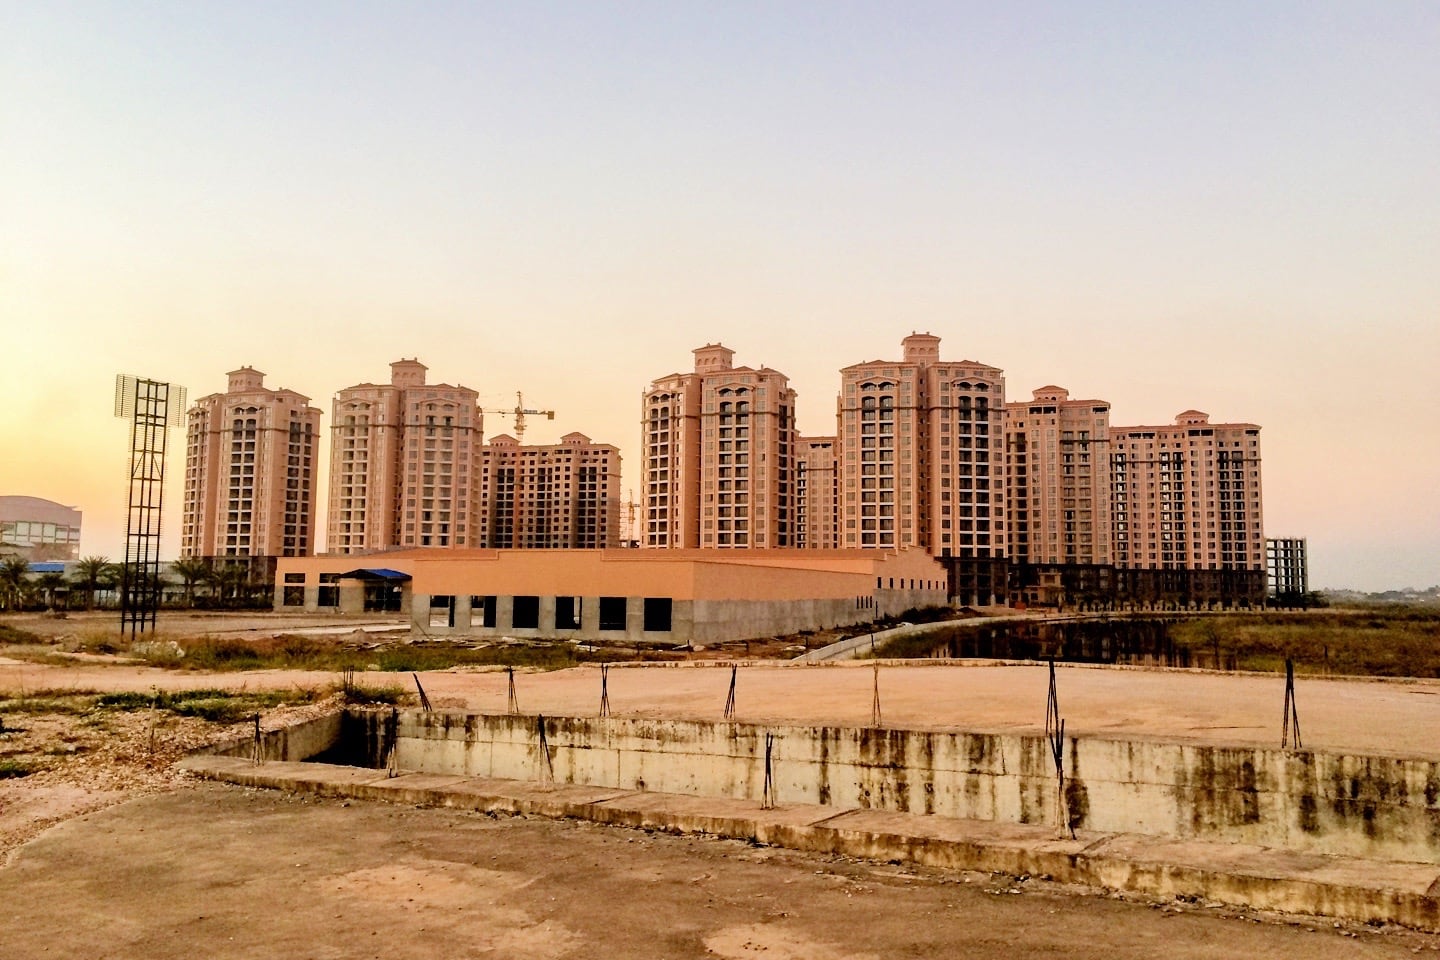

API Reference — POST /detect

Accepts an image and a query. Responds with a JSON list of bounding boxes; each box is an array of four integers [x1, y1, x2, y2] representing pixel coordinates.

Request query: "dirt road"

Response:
[[2, 783, 1433, 960]]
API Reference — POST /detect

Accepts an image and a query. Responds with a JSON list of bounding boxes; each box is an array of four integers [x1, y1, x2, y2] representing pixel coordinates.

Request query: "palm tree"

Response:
[[169, 557, 211, 608], [0, 557, 31, 611], [72, 556, 115, 611], [210, 564, 249, 606], [35, 572, 67, 612]]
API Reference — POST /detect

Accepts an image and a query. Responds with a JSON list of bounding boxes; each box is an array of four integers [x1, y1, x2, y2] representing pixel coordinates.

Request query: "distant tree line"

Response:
[[0, 556, 272, 613]]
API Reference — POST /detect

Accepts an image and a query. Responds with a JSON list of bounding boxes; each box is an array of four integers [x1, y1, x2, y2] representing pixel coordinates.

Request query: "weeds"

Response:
[[0, 759, 38, 779], [0, 624, 45, 645], [125, 631, 618, 673], [339, 683, 408, 706], [1169, 608, 1440, 677], [93, 688, 323, 724], [0, 693, 94, 715], [2, 688, 322, 726]]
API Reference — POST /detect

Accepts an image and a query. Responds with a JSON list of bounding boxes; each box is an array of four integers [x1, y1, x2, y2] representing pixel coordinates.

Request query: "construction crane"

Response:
[[481, 391, 555, 443]]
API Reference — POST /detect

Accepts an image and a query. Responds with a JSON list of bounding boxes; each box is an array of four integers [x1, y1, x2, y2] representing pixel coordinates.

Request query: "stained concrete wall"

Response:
[[403, 592, 945, 645], [375, 711, 1440, 863], [204, 713, 343, 763]]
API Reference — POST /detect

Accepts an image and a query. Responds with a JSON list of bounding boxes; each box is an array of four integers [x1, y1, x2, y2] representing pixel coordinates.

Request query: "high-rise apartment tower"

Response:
[[796, 436, 838, 549], [836, 334, 1006, 603], [642, 344, 798, 548], [478, 432, 621, 548], [328, 360, 481, 553], [1003, 386, 1112, 605], [181, 367, 321, 559], [1109, 411, 1265, 602]]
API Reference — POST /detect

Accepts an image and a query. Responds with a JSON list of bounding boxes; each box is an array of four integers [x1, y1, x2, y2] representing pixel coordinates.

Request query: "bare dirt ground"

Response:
[[3, 784, 1438, 960], [7, 610, 1440, 955], [0, 687, 342, 866]]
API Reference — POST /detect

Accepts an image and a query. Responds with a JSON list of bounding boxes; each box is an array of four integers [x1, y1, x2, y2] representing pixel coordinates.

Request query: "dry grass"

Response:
[[1169, 607, 1440, 677]]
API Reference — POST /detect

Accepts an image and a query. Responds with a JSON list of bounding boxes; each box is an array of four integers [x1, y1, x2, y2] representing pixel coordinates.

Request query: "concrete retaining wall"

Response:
[[368, 711, 1440, 863], [204, 714, 343, 763]]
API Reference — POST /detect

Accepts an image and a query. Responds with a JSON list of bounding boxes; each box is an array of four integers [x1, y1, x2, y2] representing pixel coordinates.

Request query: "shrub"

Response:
[[0, 759, 37, 779], [0, 625, 45, 645]]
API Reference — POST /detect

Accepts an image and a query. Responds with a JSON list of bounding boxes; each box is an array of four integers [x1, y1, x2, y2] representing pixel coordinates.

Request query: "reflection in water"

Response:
[[921, 618, 1236, 670]]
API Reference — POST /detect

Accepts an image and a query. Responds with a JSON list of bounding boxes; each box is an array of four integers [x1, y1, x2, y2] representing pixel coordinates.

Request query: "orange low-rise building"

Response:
[[274, 547, 947, 645]]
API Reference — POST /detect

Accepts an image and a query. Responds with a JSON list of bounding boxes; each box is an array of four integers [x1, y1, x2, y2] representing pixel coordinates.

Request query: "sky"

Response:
[[2, 1, 1436, 591]]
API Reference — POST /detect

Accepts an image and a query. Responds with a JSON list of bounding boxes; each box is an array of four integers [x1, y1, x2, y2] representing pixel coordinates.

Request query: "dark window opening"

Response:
[[512, 595, 539, 629], [643, 597, 672, 633], [472, 595, 497, 629], [430, 594, 455, 629], [555, 596, 581, 630], [599, 596, 627, 631], [365, 584, 402, 613], [282, 586, 304, 606]]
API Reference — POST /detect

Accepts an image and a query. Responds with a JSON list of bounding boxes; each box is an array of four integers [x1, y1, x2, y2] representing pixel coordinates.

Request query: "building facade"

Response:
[[836, 334, 1007, 604], [796, 436, 837, 549], [274, 546, 948, 645], [1109, 411, 1266, 604], [478, 432, 621, 548], [1003, 387, 1113, 606], [1266, 537, 1309, 600], [328, 360, 481, 553], [642, 344, 799, 549], [181, 367, 321, 560], [0, 496, 82, 561]]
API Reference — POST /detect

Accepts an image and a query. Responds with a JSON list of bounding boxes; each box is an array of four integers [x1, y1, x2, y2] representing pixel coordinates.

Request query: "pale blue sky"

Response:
[[3, 2, 1436, 589]]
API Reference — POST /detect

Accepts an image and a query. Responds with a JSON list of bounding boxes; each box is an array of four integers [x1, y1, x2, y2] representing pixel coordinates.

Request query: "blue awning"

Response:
[[28, 562, 66, 574], [338, 568, 412, 581]]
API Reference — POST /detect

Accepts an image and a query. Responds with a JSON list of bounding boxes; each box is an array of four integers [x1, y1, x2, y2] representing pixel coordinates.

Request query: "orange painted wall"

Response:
[[275, 547, 947, 603]]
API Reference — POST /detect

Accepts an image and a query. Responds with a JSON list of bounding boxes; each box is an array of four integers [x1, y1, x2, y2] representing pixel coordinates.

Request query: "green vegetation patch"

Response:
[[340, 683, 409, 706], [0, 688, 102, 715], [0, 624, 46, 645], [1169, 607, 1440, 677], [131, 632, 618, 673], [95, 687, 323, 724], [2, 687, 322, 725], [0, 758, 39, 779]]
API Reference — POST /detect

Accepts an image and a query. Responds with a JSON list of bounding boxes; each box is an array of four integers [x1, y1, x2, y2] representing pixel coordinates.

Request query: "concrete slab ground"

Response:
[[7, 659, 1436, 757], [2, 781, 1435, 960], [181, 757, 1440, 931]]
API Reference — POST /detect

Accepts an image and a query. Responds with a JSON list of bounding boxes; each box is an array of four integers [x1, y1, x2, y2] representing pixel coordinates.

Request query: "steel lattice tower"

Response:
[[114, 375, 186, 638]]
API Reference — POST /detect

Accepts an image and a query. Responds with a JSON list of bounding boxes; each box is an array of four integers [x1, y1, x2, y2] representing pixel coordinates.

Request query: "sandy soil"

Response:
[[2, 784, 1436, 959], [7, 655, 1440, 756], [0, 690, 342, 866]]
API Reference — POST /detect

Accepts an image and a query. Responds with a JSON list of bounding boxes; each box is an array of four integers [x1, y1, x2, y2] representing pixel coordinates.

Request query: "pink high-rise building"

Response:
[[1004, 386, 1113, 565], [642, 344, 799, 548], [328, 360, 481, 553], [1109, 410, 1265, 601], [478, 432, 621, 548], [836, 334, 1006, 603], [182, 367, 321, 559], [796, 436, 837, 549], [1003, 386, 1112, 605]]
